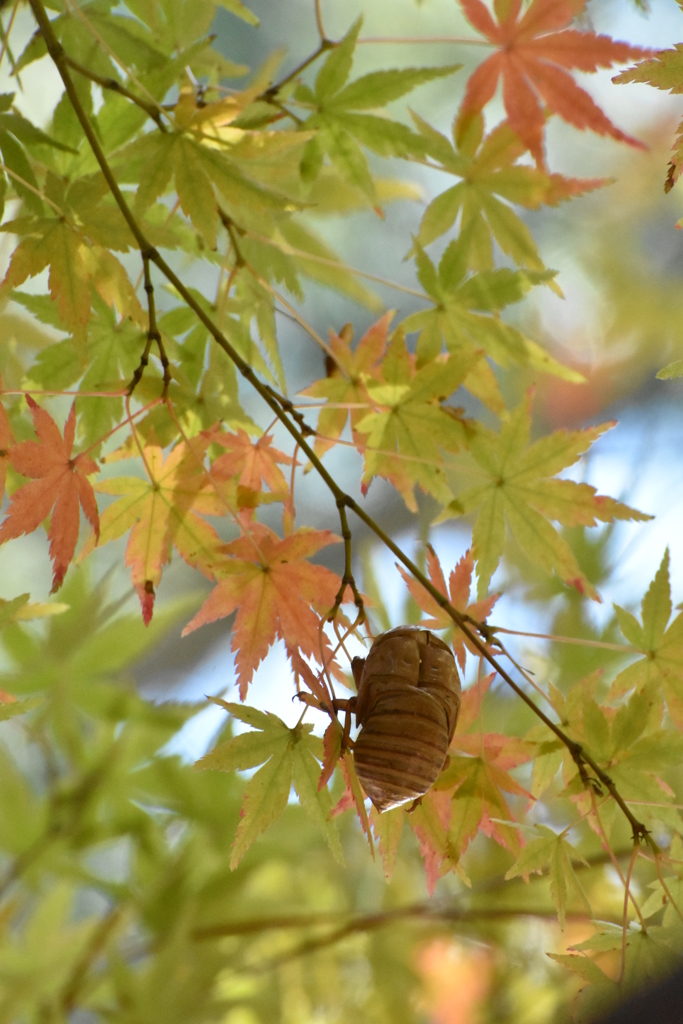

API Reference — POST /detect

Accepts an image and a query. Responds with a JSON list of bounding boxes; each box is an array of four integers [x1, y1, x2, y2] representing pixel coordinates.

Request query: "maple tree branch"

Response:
[[30, 0, 652, 849], [127, 255, 170, 398], [195, 906, 619, 973], [193, 842, 634, 941], [193, 904, 609, 943], [63, 54, 167, 130]]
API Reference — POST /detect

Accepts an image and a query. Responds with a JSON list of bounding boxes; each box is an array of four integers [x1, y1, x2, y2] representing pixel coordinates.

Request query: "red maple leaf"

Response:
[[182, 522, 341, 697], [398, 547, 497, 670], [459, 0, 652, 165], [0, 397, 99, 591]]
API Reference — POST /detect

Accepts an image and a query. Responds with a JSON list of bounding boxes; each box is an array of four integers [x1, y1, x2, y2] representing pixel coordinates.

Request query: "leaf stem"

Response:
[[492, 625, 635, 654], [357, 36, 494, 45], [0, 161, 66, 216], [0, 0, 21, 81], [29, 0, 651, 850], [244, 229, 430, 299], [314, 0, 326, 43]]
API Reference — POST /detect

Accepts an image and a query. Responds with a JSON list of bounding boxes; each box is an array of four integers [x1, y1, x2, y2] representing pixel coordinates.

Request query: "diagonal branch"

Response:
[[28, 0, 652, 850]]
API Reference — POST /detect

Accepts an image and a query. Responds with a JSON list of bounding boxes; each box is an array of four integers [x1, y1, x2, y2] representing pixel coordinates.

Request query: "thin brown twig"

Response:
[[28, 0, 653, 852], [64, 54, 166, 130], [127, 255, 171, 397], [328, 497, 365, 624], [259, 40, 334, 101]]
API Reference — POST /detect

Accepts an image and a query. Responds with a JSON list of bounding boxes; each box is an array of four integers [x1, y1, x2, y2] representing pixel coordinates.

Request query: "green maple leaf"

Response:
[[295, 18, 460, 200], [118, 131, 296, 248], [353, 326, 479, 510], [438, 392, 651, 598], [402, 236, 579, 415], [0, 216, 91, 332], [613, 49, 683, 192], [505, 823, 590, 929], [0, 94, 74, 216], [538, 672, 682, 836], [611, 550, 683, 728], [411, 111, 608, 271], [25, 292, 145, 451], [196, 700, 343, 867]]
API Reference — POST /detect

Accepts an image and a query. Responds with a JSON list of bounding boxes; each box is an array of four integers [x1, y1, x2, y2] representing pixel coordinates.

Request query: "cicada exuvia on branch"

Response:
[[309, 626, 461, 812]]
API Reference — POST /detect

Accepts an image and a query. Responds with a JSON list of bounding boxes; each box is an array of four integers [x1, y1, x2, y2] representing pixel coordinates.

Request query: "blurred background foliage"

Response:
[[3, 0, 683, 1021]]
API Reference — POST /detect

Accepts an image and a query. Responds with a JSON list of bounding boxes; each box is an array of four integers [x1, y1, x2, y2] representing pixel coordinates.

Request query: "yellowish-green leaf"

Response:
[[440, 393, 650, 597]]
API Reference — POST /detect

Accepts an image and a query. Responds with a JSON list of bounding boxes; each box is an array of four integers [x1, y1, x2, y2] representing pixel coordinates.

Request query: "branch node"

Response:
[[128, 255, 172, 398]]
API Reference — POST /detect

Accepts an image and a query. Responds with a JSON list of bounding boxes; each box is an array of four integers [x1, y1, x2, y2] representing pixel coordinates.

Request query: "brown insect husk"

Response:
[[351, 626, 461, 813]]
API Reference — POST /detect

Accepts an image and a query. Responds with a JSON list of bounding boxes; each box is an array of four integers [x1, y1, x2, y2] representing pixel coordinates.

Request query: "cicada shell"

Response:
[[350, 626, 461, 813]]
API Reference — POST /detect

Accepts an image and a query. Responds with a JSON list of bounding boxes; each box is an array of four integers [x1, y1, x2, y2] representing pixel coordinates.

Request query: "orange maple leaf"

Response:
[[398, 547, 497, 670], [459, 0, 652, 165], [0, 397, 99, 591], [83, 433, 225, 624], [300, 312, 392, 458], [182, 522, 341, 698], [209, 427, 293, 497], [436, 730, 534, 861]]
